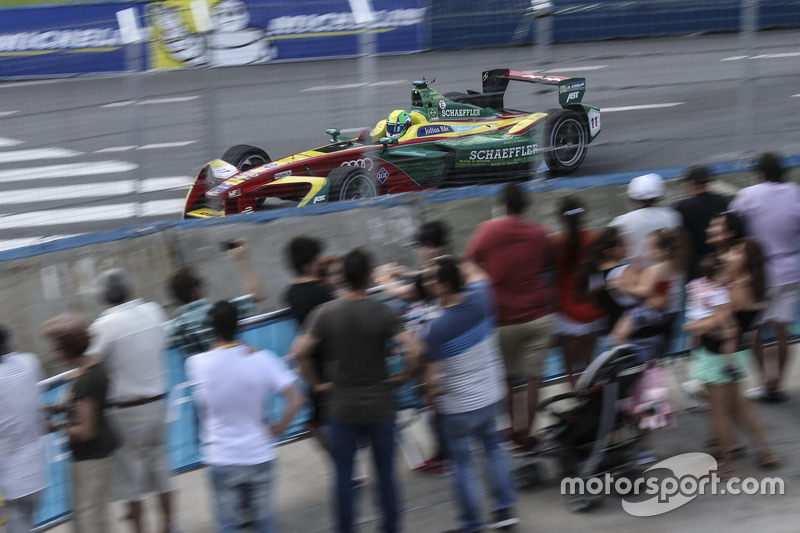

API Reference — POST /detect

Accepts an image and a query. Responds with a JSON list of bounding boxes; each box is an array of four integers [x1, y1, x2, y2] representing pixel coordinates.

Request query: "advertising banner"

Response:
[[147, 0, 430, 70], [0, 5, 138, 78]]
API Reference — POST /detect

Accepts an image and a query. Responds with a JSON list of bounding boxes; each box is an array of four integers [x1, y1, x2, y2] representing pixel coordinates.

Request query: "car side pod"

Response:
[[379, 136, 399, 153]]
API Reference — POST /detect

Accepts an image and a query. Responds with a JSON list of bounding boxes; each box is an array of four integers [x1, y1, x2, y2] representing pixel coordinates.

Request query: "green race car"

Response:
[[183, 68, 601, 218]]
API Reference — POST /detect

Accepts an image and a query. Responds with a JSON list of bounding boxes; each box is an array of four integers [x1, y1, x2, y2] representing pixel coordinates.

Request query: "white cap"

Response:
[[627, 173, 665, 201]]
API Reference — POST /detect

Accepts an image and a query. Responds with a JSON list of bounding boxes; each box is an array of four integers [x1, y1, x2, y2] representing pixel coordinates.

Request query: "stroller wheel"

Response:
[[566, 494, 600, 513], [516, 462, 543, 490]]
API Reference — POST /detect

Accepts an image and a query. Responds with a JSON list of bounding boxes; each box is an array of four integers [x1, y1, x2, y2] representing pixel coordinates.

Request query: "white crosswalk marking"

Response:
[[100, 96, 200, 108], [0, 137, 22, 148], [0, 199, 186, 229], [0, 147, 81, 164], [0, 161, 137, 183], [0, 177, 193, 205]]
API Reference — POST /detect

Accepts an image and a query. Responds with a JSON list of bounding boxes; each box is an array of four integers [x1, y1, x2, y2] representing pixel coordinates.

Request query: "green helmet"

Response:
[[386, 110, 412, 137]]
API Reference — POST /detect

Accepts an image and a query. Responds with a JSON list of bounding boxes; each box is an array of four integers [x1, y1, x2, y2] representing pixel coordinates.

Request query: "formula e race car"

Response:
[[183, 68, 601, 218]]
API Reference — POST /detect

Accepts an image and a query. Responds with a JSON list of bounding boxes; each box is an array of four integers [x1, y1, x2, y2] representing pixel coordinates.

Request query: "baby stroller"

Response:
[[515, 345, 653, 511]]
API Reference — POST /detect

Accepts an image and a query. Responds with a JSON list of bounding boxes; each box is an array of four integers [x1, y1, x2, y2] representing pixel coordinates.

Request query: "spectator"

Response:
[[422, 257, 518, 532], [609, 173, 681, 262], [674, 166, 730, 279], [316, 255, 346, 295], [610, 227, 688, 359], [731, 153, 800, 403], [85, 268, 177, 533], [551, 196, 606, 388], [686, 238, 779, 471], [165, 238, 264, 358], [186, 301, 303, 533], [375, 220, 453, 474], [43, 313, 117, 533], [706, 211, 746, 257], [586, 227, 640, 350], [284, 236, 333, 450], [464, 183, 554, 449], [292, 248, 422, 533], [0, 325, 45, 533]]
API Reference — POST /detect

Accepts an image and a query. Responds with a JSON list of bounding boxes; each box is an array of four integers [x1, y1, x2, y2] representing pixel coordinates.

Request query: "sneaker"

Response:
[[352, 475, 369, 489], [745, 386, 765, 401], [487, 509, 519, 530], [416, 459, 450, 476]]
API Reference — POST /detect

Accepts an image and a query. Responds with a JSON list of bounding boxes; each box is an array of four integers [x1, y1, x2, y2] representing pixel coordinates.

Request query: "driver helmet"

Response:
[[386, 110, 412, 137]]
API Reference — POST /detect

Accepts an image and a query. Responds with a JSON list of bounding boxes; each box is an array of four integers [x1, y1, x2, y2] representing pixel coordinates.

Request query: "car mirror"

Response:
[[326, 128, 341, 142], [379, 136, 399, 151]]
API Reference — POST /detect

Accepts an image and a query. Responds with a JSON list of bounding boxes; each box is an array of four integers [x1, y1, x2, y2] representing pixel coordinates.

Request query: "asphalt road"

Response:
[[0, 29, 798, 250]]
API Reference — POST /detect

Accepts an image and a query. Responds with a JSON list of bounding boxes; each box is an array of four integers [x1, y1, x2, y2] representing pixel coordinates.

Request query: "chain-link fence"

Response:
[[0, 0, 798, 251]]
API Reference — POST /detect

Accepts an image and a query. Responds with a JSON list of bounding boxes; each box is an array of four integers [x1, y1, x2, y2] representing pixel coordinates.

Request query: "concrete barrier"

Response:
[[2, 156, 798, 370]]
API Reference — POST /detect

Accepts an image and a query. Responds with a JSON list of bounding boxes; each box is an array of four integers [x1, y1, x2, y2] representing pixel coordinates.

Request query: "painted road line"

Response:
[[602, 103, 684, 113], [95, 146, 136, 153], [0, 161, 137, 183], [0, 111, 18, 117], [0, 198, 185, 229], [137, 141, 197, 150], [722, 52, 800, 61], [0, 235, 82, 253], [303, 83, 367, 92], [547, 65, 608, 73], [792, 94, 800, 98], [0, 147, 82, 164], [0, 137, 22, 148], [0, 177, 194, 205], [368, 80, 408, 86], [100, 96, 200, 108]]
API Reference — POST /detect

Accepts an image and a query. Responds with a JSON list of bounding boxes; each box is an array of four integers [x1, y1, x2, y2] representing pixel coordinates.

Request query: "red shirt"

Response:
[[465, 216, 553, 326], [553, 230, 606, 324]]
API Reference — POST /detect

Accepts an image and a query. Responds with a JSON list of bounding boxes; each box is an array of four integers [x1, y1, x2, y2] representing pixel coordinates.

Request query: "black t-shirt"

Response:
[[308, 297, 403, 424], [285, 281, 333, 326], [675, 192, 730, 278], [285, 281, 333, 377], [67, 363, 117, 461]]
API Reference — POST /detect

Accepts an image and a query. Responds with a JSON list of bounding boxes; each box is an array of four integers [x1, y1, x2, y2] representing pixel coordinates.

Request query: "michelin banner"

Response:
[[0, 0, 428, 77], [0, 4, 133, 78], [148, 0, 430, 69]]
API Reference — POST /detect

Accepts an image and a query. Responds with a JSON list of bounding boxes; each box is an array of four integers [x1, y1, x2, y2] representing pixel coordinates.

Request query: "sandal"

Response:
[[715, 462, 738, 480], [757, 453, 780, 468]]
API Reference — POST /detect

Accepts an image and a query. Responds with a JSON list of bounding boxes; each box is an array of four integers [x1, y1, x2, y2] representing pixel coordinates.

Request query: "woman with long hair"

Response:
[[687, 238, 779, 473], [551, 196, 606, 388]]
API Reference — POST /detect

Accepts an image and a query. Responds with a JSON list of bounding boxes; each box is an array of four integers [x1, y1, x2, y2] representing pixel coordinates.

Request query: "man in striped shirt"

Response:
[[422, 258, 518, 532]]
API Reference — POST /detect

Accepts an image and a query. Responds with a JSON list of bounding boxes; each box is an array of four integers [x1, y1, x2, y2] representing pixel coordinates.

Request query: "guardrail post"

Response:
[[358, 22, 378, 127], [737, 0, 758, 157], [125, 40, 145, 218]]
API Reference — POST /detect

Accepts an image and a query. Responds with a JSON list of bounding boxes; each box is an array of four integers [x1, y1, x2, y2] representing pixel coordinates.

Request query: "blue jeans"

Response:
[[440, 402, 515, 533], [329, 417, 399, 533], [209, 461, 277, 533]]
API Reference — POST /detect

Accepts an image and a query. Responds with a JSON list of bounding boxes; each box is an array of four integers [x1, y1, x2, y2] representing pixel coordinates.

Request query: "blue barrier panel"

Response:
[[0, 5, 136, 78], [431, 0, 800, 49]]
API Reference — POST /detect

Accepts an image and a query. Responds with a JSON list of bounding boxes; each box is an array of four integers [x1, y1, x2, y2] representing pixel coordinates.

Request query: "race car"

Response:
[[183, 68, 601, 218]]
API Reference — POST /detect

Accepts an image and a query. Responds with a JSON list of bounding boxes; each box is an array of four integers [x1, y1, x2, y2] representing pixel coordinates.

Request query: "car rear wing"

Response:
[[481, 68, 586, 109]]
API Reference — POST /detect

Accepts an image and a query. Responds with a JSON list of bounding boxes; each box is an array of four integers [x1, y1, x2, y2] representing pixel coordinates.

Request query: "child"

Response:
[[610, 228, 687, 353], [684, 255, 741, 380]]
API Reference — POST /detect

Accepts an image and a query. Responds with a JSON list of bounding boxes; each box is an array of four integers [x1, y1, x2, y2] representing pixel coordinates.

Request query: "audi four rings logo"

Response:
[[340, 158, 374, 170]]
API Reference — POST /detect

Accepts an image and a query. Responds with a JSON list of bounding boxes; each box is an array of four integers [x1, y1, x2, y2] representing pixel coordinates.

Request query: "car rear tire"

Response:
[[327, 166, 379, 202], [221, 144, 271, 171], [543, 109, 588, 175]]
